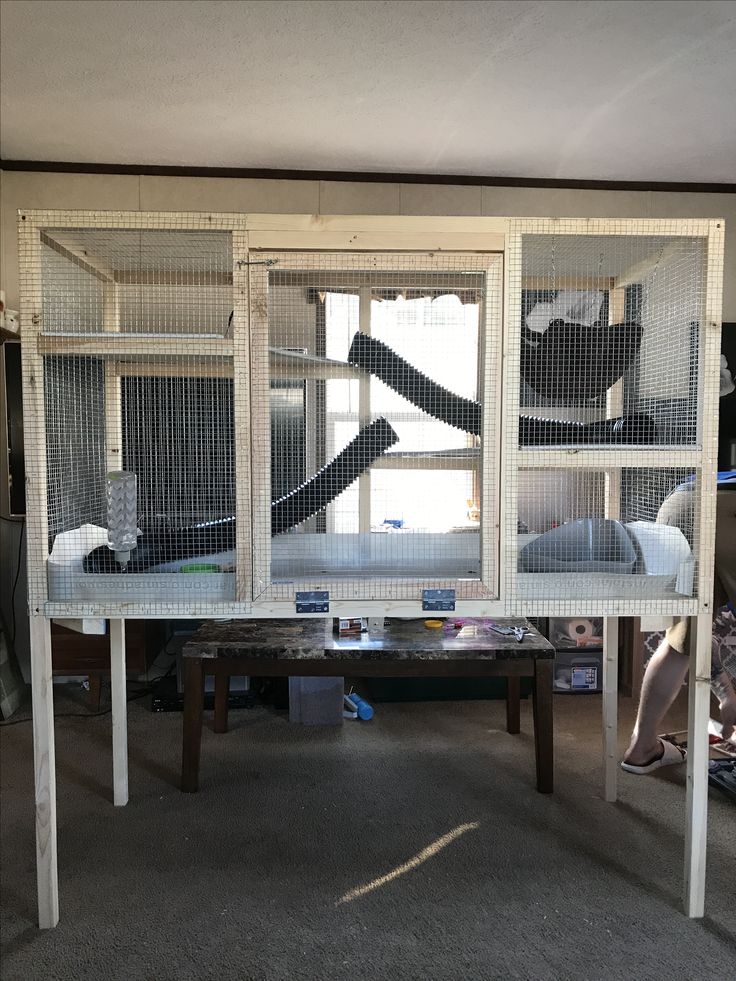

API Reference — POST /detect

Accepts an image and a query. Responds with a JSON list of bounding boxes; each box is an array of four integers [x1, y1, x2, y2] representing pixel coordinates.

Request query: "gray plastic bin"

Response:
[[289, 676, 344, 726], [554, 651, 603, 692], [520, 518, 636, 574]]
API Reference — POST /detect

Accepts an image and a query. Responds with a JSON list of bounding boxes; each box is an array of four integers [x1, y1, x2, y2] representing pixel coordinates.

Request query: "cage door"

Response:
[[249, 251, 502, 604]]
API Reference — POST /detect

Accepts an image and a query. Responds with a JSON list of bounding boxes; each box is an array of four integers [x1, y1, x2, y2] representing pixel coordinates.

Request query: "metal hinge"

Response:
[[422, 589, 456, 612], [295, 590, 330, 614], [235, 258, 279, 269]]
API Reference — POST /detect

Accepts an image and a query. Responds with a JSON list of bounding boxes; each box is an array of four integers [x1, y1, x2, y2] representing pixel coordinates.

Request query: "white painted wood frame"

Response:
[[28, 616, 59, 929], [683, 612, 713, 918], [247, 250, 503, 606], [17, 212, 725, 928], [109, 618, 128, 807], [232, 231, 253, 607], [602, 617, 619, 802]]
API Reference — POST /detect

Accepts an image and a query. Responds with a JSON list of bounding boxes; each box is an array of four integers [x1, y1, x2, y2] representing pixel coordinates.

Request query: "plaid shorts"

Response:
[[665, 604, 735, 650], [664, 605, 736, 692]]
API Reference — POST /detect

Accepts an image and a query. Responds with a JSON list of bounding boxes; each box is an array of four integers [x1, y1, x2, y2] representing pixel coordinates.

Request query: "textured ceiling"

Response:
[[1, 0, 735, 182]]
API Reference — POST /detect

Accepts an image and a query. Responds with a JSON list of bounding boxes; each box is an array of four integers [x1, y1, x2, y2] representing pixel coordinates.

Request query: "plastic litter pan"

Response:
[[520, 518, 637, 574]]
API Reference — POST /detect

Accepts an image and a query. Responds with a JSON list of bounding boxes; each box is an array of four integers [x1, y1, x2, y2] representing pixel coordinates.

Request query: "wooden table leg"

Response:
[[214, 672, 230, 734], [182, 657, 204, 793], [87, 673, 102, 713], [532, 659, 554, 794], [506, 675, 521, 734]]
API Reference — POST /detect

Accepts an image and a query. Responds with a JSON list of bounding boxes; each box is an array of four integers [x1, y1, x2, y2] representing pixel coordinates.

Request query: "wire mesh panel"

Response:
[[40, 228, 233, 335], [44, 356, 107, 537], [42, 352, 242, 613], [516, 467, 700, 609], [250, 253, 501, 603], [517, 232, 705, 447], [20, 212, 724, 619], [22, 212, 250, 616], [504, 218, 723, 617]]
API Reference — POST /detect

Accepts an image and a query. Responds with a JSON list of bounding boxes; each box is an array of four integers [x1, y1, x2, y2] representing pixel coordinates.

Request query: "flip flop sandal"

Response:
[[621, 738, 687, 775]]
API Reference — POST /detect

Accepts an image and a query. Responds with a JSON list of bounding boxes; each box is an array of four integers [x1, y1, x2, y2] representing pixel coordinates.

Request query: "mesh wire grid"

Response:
[[19, 212, 723, 618], [517, 467, 699, 599], [250, 252, 501, 602], [42, 351, 241, 613], [517, 232, 706, 446], [503, 219, 721, 617], [40, 227, 233, 336], [22, 214, 248, 616]]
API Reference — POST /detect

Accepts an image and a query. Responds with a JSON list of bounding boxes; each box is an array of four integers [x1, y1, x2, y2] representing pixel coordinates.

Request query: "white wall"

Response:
[[1, 169, 734, 675], [2, 172, 735, 316]]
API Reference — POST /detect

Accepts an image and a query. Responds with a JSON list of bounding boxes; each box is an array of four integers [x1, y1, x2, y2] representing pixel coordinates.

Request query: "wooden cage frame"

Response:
[[17, 211, 725, 926]]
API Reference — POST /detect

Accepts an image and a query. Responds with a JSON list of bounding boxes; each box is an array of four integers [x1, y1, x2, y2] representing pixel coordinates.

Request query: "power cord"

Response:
[[0, 621, 180, 728], [0, 514, 24, 645], [0, 684, 154, 727]]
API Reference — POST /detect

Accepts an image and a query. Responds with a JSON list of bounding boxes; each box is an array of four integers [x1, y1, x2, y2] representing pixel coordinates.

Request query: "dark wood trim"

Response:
[[506, 676, 521, 735], [533, 659, 554, 794], [213, 674, 229, 734], [2, 159, 735, 194], [201, 656, 544, 678], [181, 657, 204, 793]]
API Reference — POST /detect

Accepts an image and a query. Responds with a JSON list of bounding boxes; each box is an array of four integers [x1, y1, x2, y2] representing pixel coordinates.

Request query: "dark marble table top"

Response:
[[183, 618, 554, 661]]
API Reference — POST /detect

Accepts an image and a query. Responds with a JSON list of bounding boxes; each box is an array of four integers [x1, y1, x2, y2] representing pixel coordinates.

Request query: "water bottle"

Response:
[[344, 693, 374, 721]]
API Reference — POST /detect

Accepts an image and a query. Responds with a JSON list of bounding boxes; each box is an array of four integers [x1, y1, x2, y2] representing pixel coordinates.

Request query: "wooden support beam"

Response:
[[614, 244, 681, 289], [37, 334, 233, 358], [29, 616, 59, 928], [358, 287, 372, 534], [40, 230, 115, 283], [602, 617, 619, 802], [110, 619, 129, 807], [683, 612, 711, 917]]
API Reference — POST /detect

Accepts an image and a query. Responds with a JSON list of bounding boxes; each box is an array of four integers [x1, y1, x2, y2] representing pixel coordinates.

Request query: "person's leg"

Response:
[[623, 622, 689, 766]]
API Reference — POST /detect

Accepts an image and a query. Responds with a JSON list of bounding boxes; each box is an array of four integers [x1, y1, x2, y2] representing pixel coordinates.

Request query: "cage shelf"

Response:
[[37, 334, 234, 358], [517, 448, 701, 469], [268, 347, 364, 380], [371, 448, 480, 470]]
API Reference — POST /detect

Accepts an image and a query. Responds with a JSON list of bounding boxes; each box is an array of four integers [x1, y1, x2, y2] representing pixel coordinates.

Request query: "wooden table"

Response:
[[181, 617, 555, 794]]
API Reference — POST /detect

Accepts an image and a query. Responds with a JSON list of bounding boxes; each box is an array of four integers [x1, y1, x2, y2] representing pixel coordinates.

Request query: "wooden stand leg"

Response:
[[532, 659, 554, 794], [109, 618, 128, 807], [603, 617, 619, 803], [30, 616, 59, 928], [214, 672, 230, 734], [684, 612, 711, 918], [87, 673, 102, 713], [506, 675, 521, 734], [182, 657, 204, 793]]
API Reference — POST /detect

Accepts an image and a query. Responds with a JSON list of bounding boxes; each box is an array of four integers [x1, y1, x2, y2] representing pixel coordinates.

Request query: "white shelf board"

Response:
[[517, 448, 701, 469], [269, 347, 363, 380], [372, 448, 480, 470]]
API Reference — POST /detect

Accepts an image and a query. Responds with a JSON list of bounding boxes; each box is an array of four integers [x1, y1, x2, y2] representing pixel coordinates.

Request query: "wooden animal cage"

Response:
[[20, 212, 723, 621], [18, 211, 725, 926]]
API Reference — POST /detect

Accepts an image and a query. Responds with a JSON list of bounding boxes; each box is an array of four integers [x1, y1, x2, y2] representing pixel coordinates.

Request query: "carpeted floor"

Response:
[[1, 687, 734, 981]]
